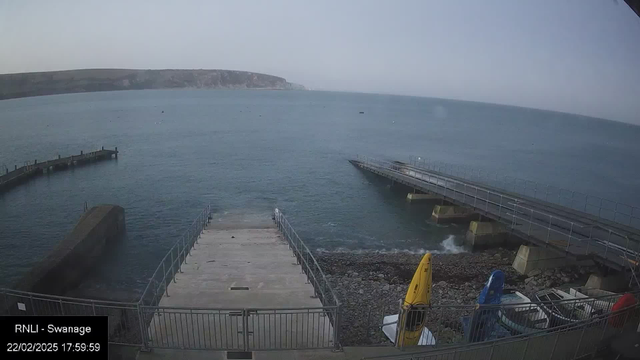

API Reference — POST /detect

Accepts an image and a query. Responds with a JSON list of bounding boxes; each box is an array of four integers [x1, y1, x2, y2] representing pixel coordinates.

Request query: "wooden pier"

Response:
[[0, 147, 118, 193]]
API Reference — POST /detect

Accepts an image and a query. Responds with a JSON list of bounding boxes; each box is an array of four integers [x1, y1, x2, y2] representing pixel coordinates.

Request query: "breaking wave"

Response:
[[315, 235, 467, 255]]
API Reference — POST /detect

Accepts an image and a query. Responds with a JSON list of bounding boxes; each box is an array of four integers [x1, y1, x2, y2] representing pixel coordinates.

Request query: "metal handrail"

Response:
[[355, 156, 640, 268], [407, 155, 640, 229], [273, 208, 340, 308], [0, 288, 140, 306], [139, 204, 211, 307], [366, 302, 640, 359]]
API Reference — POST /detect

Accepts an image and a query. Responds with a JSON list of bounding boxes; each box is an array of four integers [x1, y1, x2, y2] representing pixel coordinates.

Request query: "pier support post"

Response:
[[115, 147, 118, 159], [58, 155, 61, 159], [431, 205, 477, 224], [15, 165, 17, 170], [512, 245, 592, 275], [584, 272, 628, 292], [80, 151, 83, 155], [34, 160, 37, 164], [465, 221, 512, 249]]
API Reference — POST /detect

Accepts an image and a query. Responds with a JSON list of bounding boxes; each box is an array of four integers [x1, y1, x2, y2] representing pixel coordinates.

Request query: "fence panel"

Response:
[[0, 289, 143, 346], [362, 301, 640, 360]]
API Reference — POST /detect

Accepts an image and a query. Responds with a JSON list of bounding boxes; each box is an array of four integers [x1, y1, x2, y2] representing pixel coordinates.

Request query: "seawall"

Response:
[[14, 204, 125, 295]]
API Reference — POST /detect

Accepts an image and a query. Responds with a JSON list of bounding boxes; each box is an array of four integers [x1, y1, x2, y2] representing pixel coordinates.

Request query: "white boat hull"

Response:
[[382, 314, 436, 346]]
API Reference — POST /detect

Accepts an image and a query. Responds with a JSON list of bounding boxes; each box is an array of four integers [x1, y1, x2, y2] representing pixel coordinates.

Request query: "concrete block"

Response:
[[465, 221, 510, 249], [431, 205, 477, 224], [584, 273, 628, 292], [406, 193, 441, 201], [512, 245, 575, 275]]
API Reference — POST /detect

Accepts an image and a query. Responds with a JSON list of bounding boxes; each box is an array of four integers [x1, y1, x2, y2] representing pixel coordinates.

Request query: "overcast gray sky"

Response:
[[1, 0, 639, 123]]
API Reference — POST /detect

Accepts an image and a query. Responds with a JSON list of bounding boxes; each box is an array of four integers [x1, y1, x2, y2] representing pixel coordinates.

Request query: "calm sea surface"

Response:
[[1, 89, 639, 296]]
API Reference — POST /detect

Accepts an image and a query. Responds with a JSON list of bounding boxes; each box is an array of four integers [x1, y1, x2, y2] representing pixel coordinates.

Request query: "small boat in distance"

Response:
[[498, 290, 549, 334], [535, 289, 595, 327]]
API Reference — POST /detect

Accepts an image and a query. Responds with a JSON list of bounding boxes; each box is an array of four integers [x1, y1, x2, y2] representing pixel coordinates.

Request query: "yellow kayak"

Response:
[[397, 253, 432, 346]]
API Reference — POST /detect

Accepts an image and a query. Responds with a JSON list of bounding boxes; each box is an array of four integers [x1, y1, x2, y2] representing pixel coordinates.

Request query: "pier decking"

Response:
[[0, 147, 118, 193], [145, 222, 334, 350], [351, 157, 640, 273]]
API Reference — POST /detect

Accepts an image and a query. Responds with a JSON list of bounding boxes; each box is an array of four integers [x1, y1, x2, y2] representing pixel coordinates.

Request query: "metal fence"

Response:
[[273, 208, 341, 346], [135, 208, 341, 351], [354, 156, 640, 274], [273, 208, 341, 310], [139, 205, 212, 307], [1, 288, 145, 346], [364, 290, 631, 349], [141, 305, 337, 351], [1, 205, 342, 351], [363, 300, 640, 360], [406, 155, 640, 230]]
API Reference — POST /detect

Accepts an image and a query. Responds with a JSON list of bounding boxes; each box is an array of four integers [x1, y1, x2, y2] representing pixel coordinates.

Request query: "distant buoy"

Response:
[[161, 110, 164, 113]]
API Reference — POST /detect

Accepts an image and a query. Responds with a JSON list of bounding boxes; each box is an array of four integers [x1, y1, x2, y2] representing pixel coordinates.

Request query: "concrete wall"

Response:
[[14, 205, 125, 295]]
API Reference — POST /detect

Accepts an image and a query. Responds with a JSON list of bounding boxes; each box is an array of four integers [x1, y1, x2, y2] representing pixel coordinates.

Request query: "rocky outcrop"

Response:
[[0, 69, 305, 100]]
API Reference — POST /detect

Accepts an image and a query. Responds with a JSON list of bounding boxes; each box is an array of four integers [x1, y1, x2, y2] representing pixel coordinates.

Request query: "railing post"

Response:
[[547, 333, 560, 360], [474, 187, 478, 208], [585, 226, 593, 255], [137, 304, 149, 350], [463, 184, 466, 204], [395, 300, 404, 347], [572, 324, 588, 358], [29, 294, 36, 315], [598, 198, 603, 218], [520, 338, 530, 360], [183, 236, 187, 264], [333, 304, 341, 351], [566, 223, 574, 251], [604, 230, 612, 259], [528, 208, 533, 236], [242, 309, 250, 351], [163, 262, 169, 297], [171, 249, 177, 281]]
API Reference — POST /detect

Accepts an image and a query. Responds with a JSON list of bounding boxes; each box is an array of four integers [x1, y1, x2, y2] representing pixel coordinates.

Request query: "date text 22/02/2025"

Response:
[[2, 316, 107, 359]]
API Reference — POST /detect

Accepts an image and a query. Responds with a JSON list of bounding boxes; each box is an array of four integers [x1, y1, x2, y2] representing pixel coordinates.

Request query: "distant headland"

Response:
[[0, 68, 306, 100]]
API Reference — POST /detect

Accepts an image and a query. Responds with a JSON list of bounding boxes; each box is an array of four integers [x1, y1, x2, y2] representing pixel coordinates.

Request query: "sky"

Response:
[[1, 0, 639, 124]]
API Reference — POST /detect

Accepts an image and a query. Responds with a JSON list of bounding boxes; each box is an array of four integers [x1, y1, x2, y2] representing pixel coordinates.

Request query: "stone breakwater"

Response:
[[316, 248, 596, 346]]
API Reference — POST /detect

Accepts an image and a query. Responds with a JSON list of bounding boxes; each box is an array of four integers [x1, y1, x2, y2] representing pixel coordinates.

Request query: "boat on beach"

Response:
[[569, 287, 621, 315], [498, 290, 549, 333], [382, 253, 435, 346], [534, 288, 595, 327]]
